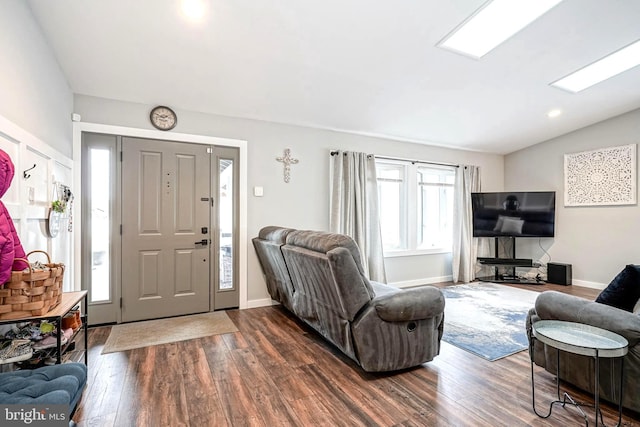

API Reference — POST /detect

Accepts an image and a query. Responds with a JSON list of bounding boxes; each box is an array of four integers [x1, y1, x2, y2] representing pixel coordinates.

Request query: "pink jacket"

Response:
[[0, 149, 28, 284]]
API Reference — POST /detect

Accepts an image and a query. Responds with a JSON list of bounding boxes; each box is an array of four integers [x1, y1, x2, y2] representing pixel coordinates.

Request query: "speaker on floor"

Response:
[[548, 262, 572, 285]]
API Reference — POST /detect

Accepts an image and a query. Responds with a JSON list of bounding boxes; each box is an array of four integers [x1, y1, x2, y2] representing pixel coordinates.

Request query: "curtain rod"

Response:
[[330, 151, 459, 168]]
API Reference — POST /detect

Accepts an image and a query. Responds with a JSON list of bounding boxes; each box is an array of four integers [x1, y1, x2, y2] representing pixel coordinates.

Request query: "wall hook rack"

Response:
[[23, 164, 36, 179]]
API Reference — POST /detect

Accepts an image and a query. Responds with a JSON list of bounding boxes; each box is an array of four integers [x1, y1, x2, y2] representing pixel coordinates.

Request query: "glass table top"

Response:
[[532, 320, 628, 358]]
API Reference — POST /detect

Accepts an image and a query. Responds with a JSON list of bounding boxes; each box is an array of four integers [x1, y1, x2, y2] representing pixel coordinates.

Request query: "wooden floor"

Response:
[[74, 283, 640, 426]]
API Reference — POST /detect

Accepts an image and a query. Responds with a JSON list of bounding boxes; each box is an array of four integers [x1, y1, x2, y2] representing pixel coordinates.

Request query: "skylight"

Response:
[[438, 0, 563, 59], [551, 39, 640, 93]]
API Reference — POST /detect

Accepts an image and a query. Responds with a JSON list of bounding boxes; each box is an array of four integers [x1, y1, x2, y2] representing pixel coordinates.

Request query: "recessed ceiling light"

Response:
[[181, 0, 206, 22], [551, 39, 640, 93], [547, 109, 562, 118], [438, 0, 563, 59]]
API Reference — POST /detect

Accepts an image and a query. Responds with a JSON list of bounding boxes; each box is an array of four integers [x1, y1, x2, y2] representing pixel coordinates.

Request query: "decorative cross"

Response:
[[276, 149, 299, 183]]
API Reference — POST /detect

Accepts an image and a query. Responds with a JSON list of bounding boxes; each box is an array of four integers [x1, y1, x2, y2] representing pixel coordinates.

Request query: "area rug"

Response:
[[101, 311, 238, 354], [440, 282, 538, 361]]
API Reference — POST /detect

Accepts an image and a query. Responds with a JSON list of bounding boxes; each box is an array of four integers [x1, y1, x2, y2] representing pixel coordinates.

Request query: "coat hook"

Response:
[[23, 164, 36, 179]]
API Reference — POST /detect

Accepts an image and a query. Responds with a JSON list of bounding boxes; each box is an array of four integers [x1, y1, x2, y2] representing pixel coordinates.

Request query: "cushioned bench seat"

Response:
[[0, 363, 87, 415]]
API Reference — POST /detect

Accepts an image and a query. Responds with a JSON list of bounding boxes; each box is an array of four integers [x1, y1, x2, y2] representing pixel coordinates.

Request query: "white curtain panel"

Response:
[[452, 165, 481, 283], [330, 151, 387, 283]]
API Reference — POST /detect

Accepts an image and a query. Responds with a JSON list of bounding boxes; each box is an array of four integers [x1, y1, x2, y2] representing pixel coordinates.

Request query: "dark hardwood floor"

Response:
[[74, 283, 640, 426]]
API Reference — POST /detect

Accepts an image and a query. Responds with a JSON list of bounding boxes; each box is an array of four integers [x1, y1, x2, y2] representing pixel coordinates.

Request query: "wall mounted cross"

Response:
[[276, 149, 299, 183]]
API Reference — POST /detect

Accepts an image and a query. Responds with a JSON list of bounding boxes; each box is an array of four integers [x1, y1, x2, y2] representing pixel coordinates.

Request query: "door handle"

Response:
[[195, 239, 209, 246]]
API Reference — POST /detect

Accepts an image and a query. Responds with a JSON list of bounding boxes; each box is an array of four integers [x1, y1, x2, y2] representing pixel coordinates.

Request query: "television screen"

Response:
[[471, 191, 555, 237]]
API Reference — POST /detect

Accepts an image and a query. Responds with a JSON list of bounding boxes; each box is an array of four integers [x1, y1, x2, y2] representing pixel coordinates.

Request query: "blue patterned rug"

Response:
[[440, 282, 538, 361]]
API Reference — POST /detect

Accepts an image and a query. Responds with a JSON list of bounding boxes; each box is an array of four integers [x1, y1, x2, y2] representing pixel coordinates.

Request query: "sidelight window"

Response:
[[88, 148, 111, 303]]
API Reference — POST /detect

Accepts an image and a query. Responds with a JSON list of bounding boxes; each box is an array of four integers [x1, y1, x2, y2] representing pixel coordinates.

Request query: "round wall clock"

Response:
[[150, 106, 177, 131]]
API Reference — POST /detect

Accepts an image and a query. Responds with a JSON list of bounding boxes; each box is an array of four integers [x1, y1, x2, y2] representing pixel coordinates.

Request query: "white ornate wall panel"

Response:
[[564, 144, 637, 206]]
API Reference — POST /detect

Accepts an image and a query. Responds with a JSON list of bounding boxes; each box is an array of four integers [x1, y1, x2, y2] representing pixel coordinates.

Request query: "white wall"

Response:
[[0, 1, 74, 292], [74, 94, 504, 305], [0, 1, 505, 306], [0, 1, 73, 158], [0, 116, 74, 290], [505, 108, 640, 287], [4, 0, 637, 302]]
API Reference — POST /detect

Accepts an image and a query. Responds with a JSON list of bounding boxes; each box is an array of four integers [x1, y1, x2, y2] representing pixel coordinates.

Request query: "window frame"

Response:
[[375, 161, 408, 251], [376, 159, 456, 257]]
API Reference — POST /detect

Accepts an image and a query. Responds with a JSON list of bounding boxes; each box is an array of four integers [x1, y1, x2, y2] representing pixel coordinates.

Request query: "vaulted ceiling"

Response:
[[28, 0, 640, 154]]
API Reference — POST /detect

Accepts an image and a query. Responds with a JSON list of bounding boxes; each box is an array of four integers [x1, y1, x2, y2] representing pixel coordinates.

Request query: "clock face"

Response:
[[150, 106, 177, 131]]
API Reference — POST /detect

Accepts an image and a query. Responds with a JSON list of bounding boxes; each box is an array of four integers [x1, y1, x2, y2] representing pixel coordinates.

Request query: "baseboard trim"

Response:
[[572, 279, 606, 290], [246, 298, 278, 309], [389, 276, 453, 289], [245, 277, 602, 309], [246, 275, 454, 308]]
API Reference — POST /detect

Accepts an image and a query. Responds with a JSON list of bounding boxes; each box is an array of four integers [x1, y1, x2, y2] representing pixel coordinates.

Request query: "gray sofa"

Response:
[[526, 291, 640, 413], [252, 226, 297, 312], [253, 226, 445, 372]]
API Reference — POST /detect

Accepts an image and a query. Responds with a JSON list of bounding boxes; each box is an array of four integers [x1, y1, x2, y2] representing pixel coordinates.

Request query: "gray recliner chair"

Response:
[[253, 226, 445, 372]]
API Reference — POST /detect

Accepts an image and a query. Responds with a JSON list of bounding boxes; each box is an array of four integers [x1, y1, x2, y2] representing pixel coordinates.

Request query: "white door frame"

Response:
[[72, 122, 249, 321]]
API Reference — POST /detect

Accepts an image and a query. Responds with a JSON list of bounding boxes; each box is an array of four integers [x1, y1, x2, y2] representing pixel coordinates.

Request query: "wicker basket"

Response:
[[0, 250, 64, 320]]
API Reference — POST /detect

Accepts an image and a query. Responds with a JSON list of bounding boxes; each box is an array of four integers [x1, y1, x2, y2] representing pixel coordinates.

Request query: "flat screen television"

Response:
[[471, 191, 555, 237]]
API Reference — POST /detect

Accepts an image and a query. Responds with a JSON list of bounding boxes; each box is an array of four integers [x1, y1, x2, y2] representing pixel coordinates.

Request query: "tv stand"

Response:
[[477, 237, 544, 285]]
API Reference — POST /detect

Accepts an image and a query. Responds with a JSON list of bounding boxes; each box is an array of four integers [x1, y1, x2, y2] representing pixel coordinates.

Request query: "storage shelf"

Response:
[[0, 291, 88, 368], [477, 238, 542, 285], [476, 275, 544, 285], [477, 257, 533, 267]]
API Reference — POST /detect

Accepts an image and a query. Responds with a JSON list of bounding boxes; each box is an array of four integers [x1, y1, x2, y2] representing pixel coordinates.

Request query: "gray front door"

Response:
[[121, 137, 211, 322]]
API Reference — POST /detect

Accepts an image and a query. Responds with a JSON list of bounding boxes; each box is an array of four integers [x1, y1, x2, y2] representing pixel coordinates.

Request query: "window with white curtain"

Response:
[[376, 160, 455, 255]]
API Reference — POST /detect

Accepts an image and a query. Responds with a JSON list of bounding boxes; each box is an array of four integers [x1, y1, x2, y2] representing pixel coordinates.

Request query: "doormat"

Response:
[[101, 311, 239, 354], [440, 282, 538, 361]]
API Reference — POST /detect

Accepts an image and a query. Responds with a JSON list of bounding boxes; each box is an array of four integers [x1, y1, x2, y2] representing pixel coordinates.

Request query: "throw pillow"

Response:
[[500, 217, 524, 234], [595, 264, 640, 312], [493, 215, 506, 232]]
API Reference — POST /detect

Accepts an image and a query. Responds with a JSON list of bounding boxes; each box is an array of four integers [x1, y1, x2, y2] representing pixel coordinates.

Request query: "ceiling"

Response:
[[28, 0, 640, 154]]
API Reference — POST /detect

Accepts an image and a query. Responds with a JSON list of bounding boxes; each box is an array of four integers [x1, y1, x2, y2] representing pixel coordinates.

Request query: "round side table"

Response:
[[531, 320, 628, 427]]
